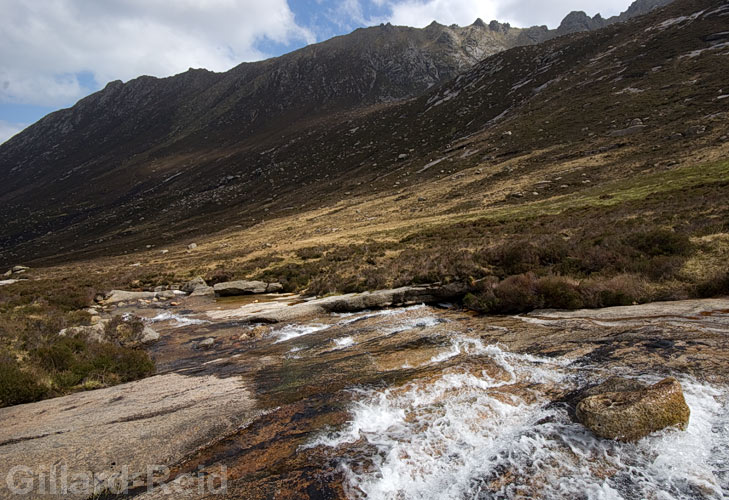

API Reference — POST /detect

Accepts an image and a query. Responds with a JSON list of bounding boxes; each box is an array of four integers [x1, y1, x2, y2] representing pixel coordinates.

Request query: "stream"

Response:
[[135, 299, 729, 499]]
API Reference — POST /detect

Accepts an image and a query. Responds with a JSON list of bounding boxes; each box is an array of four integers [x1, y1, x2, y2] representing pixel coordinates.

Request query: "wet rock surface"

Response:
[[1, 295, 728, 498]]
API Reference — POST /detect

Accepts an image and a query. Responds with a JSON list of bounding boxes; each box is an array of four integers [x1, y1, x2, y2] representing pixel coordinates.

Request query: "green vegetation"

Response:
[[0, 277, 155, 408], [234, 160, 729, 311]]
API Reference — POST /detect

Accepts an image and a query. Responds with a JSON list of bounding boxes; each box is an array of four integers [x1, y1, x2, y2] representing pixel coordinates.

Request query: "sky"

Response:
[[0, 0, 635, 144]]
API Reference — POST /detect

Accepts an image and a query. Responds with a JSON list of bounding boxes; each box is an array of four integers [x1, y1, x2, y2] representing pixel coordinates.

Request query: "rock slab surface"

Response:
[[213, 280, 283, 296]]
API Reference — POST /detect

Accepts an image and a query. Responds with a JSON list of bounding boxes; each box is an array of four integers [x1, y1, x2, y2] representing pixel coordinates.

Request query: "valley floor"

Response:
[[2, 293, 728, 499]]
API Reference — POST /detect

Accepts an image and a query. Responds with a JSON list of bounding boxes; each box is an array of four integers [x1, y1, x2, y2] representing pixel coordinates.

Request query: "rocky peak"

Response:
[[616, 0, 675, 22], [557, 11, 607, 36]]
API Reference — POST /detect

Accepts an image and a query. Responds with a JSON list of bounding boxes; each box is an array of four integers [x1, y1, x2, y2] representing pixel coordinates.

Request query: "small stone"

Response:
[[187, 243, 198, 250], [197, 338, 215, 349], [685, 125, 706, 137], [170, 302, 180, 307], [160, 249, 169, 254]]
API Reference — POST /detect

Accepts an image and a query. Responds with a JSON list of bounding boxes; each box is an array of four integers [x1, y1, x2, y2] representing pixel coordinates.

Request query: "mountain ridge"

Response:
[[0, 0, 707, 266]]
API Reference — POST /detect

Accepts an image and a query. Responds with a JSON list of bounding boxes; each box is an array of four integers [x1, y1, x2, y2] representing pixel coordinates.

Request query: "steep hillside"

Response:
[[1, 0, 718, 269]]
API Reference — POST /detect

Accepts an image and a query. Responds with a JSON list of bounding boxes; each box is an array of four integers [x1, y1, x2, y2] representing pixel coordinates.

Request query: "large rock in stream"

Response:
[[213, 280, 283, 296], [206, 282, 469, 323], [576, 377, 690, 442]]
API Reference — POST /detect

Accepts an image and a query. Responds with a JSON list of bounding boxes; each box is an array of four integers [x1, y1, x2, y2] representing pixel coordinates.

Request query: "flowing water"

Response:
[[141, 301, 729, 499]]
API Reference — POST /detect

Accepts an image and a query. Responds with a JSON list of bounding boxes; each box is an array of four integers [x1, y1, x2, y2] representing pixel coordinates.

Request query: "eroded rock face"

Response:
[[213, 280, 283, 296], [576, 377, 690, 442]]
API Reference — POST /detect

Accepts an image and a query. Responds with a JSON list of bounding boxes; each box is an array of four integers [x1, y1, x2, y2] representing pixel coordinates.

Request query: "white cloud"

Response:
[[386, 0, 502, 28], [0, 120, 27, 145], [493, 0, 634, 28], [380, 0, 634, 29], [0, 0, 315, 107]]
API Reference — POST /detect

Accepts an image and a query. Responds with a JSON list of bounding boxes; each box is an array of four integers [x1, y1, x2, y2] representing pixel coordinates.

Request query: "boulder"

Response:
[[190, 285, 215, 297], [213, 280, 283, 296], [140, 326, 161, 344], [58, 321, 109, 343], [206, 283, 470, 323], [105, 290, 158, 304], [181, 276, 208, 294], [197, 338, 215, 349], [608, 124, 645, 137], [576, 377, 690, 442]]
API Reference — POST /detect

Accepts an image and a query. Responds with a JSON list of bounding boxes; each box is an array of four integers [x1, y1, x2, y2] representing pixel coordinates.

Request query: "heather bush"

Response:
[[536, 276, 584, 310], [696, 271, 729, 298], [0, 279, 155, 408], [578, 274, 646, 308], [625, 229, 692, 257], [0, 356, 47, 407], [205, 268, 234, 286], [489, 242, 540, 276]]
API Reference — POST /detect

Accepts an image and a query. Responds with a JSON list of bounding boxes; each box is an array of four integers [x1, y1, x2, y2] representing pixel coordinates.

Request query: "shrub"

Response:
[[643, 255, 685, 281], [536, 276, 584, 310], [493, 273, 540, 313], [296, 246, 325, 260], [490, 242, 540, 276], [104, 315, 146, 346], [578, 274, 646, 308], [259, 262, 320, 292], [0, 357, 47, 407], [31, 336, 155, 394], [536, 238, 570, 266], [205, 268, 234, 286], [696, 271, 729, 298], [626, 229, 692, 257], [568, 242, 631, 275]]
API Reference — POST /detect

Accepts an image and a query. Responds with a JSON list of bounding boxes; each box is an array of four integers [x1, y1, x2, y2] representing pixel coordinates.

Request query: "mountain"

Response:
[[515, 0, 676, 41], [0, 0, 711, 266]]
